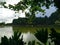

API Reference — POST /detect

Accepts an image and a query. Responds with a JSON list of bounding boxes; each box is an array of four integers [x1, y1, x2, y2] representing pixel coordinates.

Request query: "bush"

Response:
[[50, 28, 60, 45], [35, 28, 48, 44], [0, 31, 24, 45]]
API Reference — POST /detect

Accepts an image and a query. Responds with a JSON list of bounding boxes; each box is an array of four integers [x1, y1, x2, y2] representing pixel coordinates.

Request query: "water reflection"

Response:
[[0, 26, 44, 45], [21, 32, 44, 45], [0, 26, 13, 42], [0, 26, 36, 41], [21, 32, 35, 42]]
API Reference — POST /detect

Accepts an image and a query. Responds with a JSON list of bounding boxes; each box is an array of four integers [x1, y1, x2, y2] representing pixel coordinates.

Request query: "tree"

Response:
[[0, 31, 24, 45], [54, 0, 60, 9], [1, 0, 60, 25], [0, 0, 54, 16], [0, 0, 60, 16], [35, 28, 48, 45], [0, 2, 7, 8], [50, 28, 60, 45]]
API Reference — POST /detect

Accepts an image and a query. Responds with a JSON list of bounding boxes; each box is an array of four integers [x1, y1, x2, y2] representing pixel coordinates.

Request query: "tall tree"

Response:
[[0, 0, 53, 15], [0, 0, 60, 23]]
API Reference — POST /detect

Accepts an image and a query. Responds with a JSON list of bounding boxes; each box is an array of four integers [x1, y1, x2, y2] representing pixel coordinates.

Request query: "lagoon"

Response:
[[0, 26, 60, 45]]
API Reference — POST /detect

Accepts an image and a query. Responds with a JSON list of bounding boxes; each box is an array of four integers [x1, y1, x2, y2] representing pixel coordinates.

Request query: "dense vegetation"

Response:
[[0, 28, 60, 45], [0, 0, 60, 45], [0, 0, 60, 25], [12, 10, 60, 25]]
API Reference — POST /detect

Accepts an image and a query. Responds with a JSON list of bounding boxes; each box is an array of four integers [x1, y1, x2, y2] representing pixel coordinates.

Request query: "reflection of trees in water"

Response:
[[50, 28, 60, 45], [0, 31, 24, 45], [0, 26, 13, 42], [0, 28, 60, 45], [35, 28, 48, 45]]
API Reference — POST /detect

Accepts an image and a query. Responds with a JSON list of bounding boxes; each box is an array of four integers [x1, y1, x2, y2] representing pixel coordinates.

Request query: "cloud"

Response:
[[0, 8, 25, 24], [0, 0, 6, 2], [0, 8, 15, 23], [6, 0, 20, 5], [0, 0, 57, 24], [36, 4, 57, 17]]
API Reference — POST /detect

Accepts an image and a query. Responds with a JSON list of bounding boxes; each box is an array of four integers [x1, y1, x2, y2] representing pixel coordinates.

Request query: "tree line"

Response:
[[12, 10, 60, 25]]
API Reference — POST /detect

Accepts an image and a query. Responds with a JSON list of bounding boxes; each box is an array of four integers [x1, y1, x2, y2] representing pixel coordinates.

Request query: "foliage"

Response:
[[13, 18, 28, 25], [12, 12, 59, 25], [50, 28, 60, 45], [0, 0, 60, 25], [0, 31, 24, 45], [2, 0, 53, 11], [0, 28, 60, 45], [1, 0, 60, 12], [28, 41, 35, 45], [0, 2, 7, 8], [54, 0, 60, 9], [35, 28, 48, 44], [0, 0, 54, 18]]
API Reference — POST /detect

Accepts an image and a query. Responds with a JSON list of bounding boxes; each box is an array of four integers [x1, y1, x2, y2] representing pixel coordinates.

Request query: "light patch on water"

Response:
[[0, 26, 44, 45], [21, 32, 35, 42], [20, 32, 44, 45], [0, 26, 13, 42], [0, 26, 54, 45]]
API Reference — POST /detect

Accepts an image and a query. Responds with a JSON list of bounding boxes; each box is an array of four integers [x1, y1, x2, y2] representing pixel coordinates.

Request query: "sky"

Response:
[[0, 0, 57, 24]]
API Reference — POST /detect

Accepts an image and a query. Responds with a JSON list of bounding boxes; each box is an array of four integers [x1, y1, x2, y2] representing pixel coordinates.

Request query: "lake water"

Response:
[[0, 26, 45, 45], [0, 26, 58, 45]]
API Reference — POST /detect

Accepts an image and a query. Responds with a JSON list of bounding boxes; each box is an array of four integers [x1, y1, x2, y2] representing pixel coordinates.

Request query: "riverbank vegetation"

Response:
[[0, 0, 60, 45], [0, 28, 60, 45], [0, 9, 60, 26], [12, 9, 60, 26], [0, 0, 60, 26]]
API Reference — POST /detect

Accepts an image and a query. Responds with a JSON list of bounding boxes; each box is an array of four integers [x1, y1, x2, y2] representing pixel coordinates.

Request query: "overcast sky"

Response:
[[0, 0, 57, 24]]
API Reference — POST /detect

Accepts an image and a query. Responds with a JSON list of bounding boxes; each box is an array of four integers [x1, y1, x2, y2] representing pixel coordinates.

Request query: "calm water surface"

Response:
[[0, 26, 57, 45], [0, 26, 44, 45]]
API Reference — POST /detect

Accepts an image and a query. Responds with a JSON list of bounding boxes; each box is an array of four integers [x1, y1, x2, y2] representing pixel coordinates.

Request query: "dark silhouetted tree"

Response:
[[35, 28, 48, 45], [0, 31, 24, 45], [50, 28, 60, 45]]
